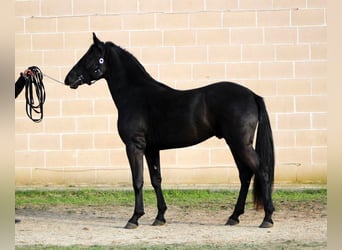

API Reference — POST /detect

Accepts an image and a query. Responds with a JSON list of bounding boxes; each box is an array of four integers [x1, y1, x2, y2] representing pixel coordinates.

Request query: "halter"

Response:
[[68, 57, 105, 88]]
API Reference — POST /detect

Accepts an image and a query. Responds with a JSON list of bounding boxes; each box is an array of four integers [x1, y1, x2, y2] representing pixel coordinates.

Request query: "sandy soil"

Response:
[[15, 200, 327, 248]]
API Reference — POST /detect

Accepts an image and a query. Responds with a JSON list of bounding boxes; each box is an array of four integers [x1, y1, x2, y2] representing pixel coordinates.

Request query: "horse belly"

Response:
[[150, 120, 214, 150], [147, 89, 215, 149]]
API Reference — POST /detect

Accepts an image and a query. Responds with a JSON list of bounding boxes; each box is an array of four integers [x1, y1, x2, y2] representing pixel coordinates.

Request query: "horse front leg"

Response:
[[124, 142, 145, 229], [145, 148, 167, 226]]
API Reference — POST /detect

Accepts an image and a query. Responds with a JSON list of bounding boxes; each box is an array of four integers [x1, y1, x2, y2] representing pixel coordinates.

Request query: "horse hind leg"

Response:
[[228, 143, 274, 228], [255, 166, 275, 228], [226, 153, 254, 226], [232, 144, 274, 228]]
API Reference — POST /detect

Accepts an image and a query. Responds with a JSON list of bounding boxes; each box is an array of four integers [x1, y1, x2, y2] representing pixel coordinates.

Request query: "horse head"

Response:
[[64, 33, 108, 89]]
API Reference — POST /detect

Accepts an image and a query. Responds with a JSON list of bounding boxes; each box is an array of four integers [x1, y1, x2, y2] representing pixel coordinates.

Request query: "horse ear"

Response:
[[93, 32, 104, 47]]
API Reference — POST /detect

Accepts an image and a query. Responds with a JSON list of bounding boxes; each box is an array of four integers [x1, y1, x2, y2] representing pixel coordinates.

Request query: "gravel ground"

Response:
[[15, 200, 327, 248]]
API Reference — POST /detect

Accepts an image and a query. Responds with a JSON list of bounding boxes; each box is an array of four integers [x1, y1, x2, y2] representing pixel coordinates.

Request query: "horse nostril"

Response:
[[64, 70, 78, 85], [64, 74, 71, 85]]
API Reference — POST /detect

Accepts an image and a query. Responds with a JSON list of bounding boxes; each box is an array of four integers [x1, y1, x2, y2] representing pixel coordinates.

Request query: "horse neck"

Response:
[[104, 45, 157, 108]]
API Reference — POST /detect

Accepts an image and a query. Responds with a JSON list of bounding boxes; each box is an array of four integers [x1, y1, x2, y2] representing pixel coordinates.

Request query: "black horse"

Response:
[[65, 33, 275, 229]]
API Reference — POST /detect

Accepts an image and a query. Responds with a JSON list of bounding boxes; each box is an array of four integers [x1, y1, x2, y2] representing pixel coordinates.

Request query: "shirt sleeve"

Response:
[[15, 75, 26, 98]]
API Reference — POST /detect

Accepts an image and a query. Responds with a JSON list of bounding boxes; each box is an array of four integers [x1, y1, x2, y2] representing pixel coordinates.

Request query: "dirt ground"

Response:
[[15, 199, 327, 248]]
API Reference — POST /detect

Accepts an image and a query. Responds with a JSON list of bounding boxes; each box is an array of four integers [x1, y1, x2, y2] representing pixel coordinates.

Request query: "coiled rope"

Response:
[[24, 66, 46, 123]]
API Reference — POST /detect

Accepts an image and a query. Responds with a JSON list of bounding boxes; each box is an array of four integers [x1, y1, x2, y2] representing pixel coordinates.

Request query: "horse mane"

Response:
[[105, 42, 153, 81]]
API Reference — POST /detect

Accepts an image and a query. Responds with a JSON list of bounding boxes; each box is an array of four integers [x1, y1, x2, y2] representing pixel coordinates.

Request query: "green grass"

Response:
[[15, 188, 326, 210]]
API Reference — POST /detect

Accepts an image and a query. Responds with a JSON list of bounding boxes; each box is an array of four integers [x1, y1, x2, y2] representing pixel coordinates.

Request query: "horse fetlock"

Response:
[[158, 204, 167, 213], [156, 210, 166, 222], [133, 211, 145, 218]]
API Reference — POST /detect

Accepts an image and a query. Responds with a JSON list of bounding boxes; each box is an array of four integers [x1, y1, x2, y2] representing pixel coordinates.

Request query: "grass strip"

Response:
[[16, 188, 326, 210]]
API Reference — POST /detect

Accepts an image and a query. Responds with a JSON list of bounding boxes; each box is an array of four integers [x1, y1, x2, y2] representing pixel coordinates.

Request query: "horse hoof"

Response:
[[226, 218, 239, 226], [124, 222, 138, 229], [152, 219, 166, 226], [259, 221, 273, 228]]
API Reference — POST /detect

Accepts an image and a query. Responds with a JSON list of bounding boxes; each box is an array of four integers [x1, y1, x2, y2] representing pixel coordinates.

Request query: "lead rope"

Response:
[[24, 66, 46, 122], [42, 73, 65, 85]]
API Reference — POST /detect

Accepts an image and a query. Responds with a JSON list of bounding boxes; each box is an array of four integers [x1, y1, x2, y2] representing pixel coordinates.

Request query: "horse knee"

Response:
[[133, 179, 144, 191]]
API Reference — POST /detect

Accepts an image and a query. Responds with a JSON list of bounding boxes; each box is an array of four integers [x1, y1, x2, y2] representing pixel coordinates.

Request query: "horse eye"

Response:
[[99, 58, 104, 64]]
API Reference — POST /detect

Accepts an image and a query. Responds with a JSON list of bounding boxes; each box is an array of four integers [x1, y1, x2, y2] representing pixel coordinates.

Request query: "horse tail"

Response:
[[253, 95, 275, 210]]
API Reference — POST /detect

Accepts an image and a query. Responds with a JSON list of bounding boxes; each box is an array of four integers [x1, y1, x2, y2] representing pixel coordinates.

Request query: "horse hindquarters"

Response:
[[208, 84, 274, 227]]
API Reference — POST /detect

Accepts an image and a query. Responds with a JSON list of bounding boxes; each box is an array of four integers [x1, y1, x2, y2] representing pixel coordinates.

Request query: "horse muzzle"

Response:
[[64, 73, 85, 89], [70, 75, 85, 89]]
